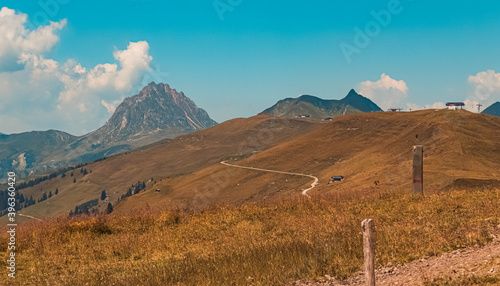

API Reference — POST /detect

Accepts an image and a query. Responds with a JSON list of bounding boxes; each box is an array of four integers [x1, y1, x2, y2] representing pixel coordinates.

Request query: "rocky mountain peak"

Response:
[[93, 82, 217, 143], [345, 89, 361, 98]]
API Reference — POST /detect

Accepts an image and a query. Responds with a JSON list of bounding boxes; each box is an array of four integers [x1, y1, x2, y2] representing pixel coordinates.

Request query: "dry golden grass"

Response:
[[1, 187, 499, 285], [116, 109, 500, 214]]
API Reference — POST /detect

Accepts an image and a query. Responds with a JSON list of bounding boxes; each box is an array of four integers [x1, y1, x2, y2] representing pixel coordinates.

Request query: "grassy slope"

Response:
[[6, 110, 500, 221], [2, 115, 318, 221], [114, 109, 500, 214], [1, 187, 499, 285], [230, 109, 500, 194]]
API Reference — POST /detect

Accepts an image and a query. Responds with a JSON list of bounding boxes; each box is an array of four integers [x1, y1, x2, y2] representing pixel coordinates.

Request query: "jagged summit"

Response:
[[345, 89, 359, 97], [341, 89, 381, 113], [92, 82, 217, 143]]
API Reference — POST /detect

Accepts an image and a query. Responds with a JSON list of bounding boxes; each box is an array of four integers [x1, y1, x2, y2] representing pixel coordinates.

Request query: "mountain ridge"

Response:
[[482, 101, 500, 117], [261, 89, 382, 119]]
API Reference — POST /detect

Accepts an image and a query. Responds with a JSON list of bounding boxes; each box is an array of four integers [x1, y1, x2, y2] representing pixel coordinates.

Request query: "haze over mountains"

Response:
[[0, 82, 217, 179], [261, 89, 382, 119]]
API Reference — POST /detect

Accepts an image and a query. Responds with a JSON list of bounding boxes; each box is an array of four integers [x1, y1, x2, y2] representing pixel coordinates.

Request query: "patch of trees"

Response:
[[24, 195, 36, 208], [106, 202, 113, 214], [0, 185, 60, 217], [92, 157, 107, 163], [80, 168, 88, 176], [120, 181, 146, 200], [7, 155, 106, 197], [0, 191, 37, 217], [35, 188, 60, 203], [69, 199, 99, 216], [16, 163, 90, 191], [38, 192, 48, 202]]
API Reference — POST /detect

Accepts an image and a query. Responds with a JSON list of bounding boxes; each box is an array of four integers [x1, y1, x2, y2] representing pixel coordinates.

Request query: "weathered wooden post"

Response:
[[362, 219, 375, 286], [412, 145, 424, 195]]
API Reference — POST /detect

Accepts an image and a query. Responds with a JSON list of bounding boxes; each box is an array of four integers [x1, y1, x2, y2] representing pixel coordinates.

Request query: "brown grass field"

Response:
[[1, 109, 500, 285], [114, 109, 500, 214]]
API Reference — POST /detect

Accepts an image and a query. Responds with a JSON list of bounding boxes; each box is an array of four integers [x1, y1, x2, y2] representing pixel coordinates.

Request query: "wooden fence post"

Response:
[[362, 219, 375, 286], [412, 145, 424, 195]]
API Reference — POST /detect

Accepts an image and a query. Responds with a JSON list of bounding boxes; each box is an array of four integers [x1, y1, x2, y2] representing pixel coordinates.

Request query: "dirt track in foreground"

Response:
[[289, 227, 500, 285]]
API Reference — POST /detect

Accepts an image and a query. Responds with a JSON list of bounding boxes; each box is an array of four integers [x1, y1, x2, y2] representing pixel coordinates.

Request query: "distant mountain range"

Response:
[[0, 130, 77, 178], [0, 82, 217, 179], [482, 102, 500, 117], [261, 89, 382, 119]]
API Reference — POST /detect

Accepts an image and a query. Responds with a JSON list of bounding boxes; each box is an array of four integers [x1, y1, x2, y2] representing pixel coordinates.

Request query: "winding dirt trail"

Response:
[[17, 213, 43, 222], [220, 161, 318, 197]]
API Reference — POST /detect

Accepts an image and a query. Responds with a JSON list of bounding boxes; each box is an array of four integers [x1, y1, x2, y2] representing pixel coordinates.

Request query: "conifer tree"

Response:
[[106, 202, 113, 214]]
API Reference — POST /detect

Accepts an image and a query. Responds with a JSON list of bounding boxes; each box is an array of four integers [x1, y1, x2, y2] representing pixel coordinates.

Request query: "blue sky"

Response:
[[1, 0, 500, 135]]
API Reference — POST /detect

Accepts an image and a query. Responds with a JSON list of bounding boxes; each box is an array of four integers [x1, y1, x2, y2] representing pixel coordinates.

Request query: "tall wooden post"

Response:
[[362, 219, 375, 286], [412, 145, 423, 195]]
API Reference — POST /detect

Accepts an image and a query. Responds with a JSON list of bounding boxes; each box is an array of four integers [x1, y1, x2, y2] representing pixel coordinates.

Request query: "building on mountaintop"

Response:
[[446, 102, 465, 109]]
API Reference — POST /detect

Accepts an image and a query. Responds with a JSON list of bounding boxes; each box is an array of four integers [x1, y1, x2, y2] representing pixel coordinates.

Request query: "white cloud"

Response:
[[424, 102, 446, 109], [463, 99, 479, 113], [406, 100, 479, 113], [358, 73, 408, 110], [101, 100, 116, 114], [468, 70, 500, 106], [57, 41, 153, 119], [405, 102, 446, 111], [406, 102, 445, 111], [0, 7, 154, 135], [405, 102, 420, 111], [86, 41, 152, 92], [0, 7, 66, 71], [114, 41, 153, 90]]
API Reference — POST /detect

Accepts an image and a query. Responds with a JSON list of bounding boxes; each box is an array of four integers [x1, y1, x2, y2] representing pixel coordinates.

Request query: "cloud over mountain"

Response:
[[0, 7, 153, 135], [358, 73, 408, 110], [468, 69, 500, 106]]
